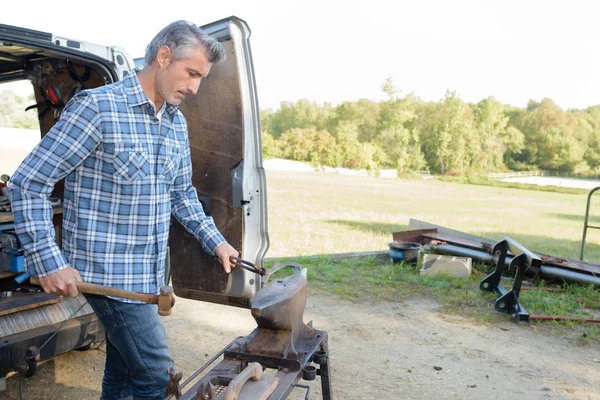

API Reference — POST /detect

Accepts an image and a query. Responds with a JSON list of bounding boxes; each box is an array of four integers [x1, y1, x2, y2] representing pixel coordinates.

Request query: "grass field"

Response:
[[264, 170, 600, 328], [265, 170, 600, 260]]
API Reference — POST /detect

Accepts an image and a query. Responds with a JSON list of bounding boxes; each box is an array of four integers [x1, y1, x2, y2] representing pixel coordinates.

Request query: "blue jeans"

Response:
[[84, 294, 174, 400]]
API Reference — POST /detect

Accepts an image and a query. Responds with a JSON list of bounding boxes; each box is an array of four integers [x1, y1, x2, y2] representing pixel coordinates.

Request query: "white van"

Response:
[[0, 16, 269, 387]]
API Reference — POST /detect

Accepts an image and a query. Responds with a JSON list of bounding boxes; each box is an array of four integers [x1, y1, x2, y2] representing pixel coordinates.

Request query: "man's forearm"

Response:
[[171, 186, 226, 255], [10, 184, 69, 276]]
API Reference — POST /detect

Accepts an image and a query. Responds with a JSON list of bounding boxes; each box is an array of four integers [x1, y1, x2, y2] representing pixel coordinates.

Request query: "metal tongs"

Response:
[[229, 256, 266, 276]]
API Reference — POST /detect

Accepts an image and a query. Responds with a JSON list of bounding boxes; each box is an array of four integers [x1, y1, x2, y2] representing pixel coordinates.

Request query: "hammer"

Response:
[[29, 277, 176, 316]]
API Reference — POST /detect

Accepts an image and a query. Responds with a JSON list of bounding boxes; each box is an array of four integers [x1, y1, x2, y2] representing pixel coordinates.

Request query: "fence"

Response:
[[488, 170, 600, 181], [487, 171, 543, 180]]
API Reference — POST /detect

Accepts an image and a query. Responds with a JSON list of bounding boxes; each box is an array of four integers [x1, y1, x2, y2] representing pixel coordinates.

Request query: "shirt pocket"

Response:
[[163, 145, 183, 183], [113, 142, 150, 181]]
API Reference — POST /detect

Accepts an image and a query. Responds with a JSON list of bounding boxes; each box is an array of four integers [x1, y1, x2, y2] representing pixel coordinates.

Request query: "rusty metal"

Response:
[[540, 255, 569, 268], [177, 262, 332, 400], [405, 219, 600, 281], [165, 367, 183, 399], [521, 286, 565, 292], [530, 315, 600, 323]]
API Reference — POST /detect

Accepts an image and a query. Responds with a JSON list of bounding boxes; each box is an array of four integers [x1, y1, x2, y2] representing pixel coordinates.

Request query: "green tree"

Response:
[[422, 91, 476, 174], [278, 127, 337, 166], [269, 99, 334, 138], [0, 90, 39, 129], [581, 106, 600, 170], [261, 131, 279, 159], [334, 121, 378, 169], [474, 96, 524, 173], [375, 89, 425, 172], [329, 99, 380, 142], [520, 99, 585, 172]]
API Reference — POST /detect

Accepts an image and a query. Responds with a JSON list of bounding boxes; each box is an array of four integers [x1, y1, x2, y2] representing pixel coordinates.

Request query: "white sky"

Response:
[[2, 0, 599, 111]]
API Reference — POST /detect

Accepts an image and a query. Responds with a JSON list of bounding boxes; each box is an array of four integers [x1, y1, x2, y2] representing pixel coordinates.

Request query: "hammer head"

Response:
[[158, 286, 175, 316]]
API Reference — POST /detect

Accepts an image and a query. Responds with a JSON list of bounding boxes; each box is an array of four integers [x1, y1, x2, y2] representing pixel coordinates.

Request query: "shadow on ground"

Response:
[[325, 220, 410, 235], [546, 212, 600, 224], [4, 358, 102, 400]]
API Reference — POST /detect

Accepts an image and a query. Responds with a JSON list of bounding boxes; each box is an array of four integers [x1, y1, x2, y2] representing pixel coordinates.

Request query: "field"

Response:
[[266, 170, 600, 261], [3, 170, 600, 399]]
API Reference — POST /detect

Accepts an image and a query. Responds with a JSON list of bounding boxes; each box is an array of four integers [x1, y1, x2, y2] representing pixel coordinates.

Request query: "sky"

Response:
[[2, 0, 600, 111]]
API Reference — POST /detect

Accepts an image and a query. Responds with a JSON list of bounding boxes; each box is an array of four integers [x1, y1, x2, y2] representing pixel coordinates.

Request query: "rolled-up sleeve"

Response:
[[9, 92, 101, 277], [170, 134, 226, 256]]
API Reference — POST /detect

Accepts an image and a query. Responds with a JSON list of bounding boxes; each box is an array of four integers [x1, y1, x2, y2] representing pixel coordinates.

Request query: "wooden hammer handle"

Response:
[[30, 277, 157, 304], [224, 362, 263, 400]]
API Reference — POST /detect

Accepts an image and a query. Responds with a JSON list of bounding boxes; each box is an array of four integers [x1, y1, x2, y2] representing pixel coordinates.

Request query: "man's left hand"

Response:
[[215, 242, 239, 273]]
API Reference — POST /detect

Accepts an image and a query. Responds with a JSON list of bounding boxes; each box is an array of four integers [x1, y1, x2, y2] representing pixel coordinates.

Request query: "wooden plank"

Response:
[[215, 376, 279, 400], [0, 207, 63, 223], [0, 212, 14, 223], [0, 270, 16, 279], [0, 292, 61, 317], [392, 228, 438, 244], [409, 219, 497, 245], [237, 376, 278, 400]]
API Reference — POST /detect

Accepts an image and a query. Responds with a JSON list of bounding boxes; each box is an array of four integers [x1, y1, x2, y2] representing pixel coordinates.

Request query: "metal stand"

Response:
[[580, 186, 600, 261], [480, 237, 541, 323], [172, 262, 333, 400], [175, 331, 332, 400]]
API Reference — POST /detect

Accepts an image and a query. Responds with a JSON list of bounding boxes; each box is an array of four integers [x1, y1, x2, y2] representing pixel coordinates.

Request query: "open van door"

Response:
[[166, 17, 270, 308]]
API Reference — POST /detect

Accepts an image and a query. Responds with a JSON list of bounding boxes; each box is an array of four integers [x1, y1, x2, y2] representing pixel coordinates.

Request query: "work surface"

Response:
[[3, 293, 599, 400]]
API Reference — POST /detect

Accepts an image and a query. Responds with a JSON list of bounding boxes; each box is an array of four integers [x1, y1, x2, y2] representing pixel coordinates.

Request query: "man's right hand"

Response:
[[38, 267, 82, 297]]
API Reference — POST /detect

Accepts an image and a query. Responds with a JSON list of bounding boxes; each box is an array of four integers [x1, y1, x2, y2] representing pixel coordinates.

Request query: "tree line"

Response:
[[2, 82, 599, 176], [261, 78, 600, 175]]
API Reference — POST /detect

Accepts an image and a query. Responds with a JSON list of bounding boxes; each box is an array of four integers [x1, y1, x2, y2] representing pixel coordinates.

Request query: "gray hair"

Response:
[[144, 20, 226, 66]]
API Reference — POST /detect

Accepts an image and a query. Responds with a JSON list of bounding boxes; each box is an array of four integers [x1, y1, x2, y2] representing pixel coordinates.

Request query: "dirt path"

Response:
[[4, 293, 600, 399]]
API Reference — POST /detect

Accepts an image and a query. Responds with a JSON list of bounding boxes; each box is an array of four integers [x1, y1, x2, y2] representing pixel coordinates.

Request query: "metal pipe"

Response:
[[530, 314, 600, 323], [175, 337, 241, 395], [580, 186, 600, 261], [429, 244, 495, 263], [539, 266, 600, 286], [431, 244, 600, 286]]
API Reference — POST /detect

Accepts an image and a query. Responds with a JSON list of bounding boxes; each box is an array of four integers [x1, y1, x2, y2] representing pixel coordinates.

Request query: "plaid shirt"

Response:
[[9, 71, 226, 300]]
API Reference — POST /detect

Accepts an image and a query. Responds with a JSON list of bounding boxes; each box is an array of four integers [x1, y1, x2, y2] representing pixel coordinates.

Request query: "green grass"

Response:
[[266, 255, 600, 335], [265, 170, 600, 332], [266, 170, 600, 261]]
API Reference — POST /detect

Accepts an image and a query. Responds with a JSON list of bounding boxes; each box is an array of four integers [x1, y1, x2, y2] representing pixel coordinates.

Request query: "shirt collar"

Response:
[[123, 70, 179, 116]]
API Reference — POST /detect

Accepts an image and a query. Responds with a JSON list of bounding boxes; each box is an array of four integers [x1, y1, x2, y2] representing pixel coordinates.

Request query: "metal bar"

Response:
[[530, 314, 600, 323], [178, 337, 240, 390], [540, 266, 600, 285], [504, 236, 542, 269], [319, 348, 332, 400], [431, 243, 494, 263], [293, 384, 311, 400], [480, 240, 508, 292], [267, 369, 302, 400], [510, 254, 527, 299], [521, 287, 565, 292], [432, 243, 600, 286], [409, 219, 600, 276], [580, 186, 600, 261], [223, 351, 301, 371]]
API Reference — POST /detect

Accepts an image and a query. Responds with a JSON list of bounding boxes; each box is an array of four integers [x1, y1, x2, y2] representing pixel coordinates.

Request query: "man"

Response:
[[9, 21, 238, 399]]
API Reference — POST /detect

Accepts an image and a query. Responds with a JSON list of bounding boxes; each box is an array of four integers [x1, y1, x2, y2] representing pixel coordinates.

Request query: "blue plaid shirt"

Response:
[[9, 71, 226, 299]]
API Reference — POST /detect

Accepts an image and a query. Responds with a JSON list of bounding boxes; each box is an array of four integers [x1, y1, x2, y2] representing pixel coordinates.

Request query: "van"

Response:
[[0, 16, 269, 389]]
